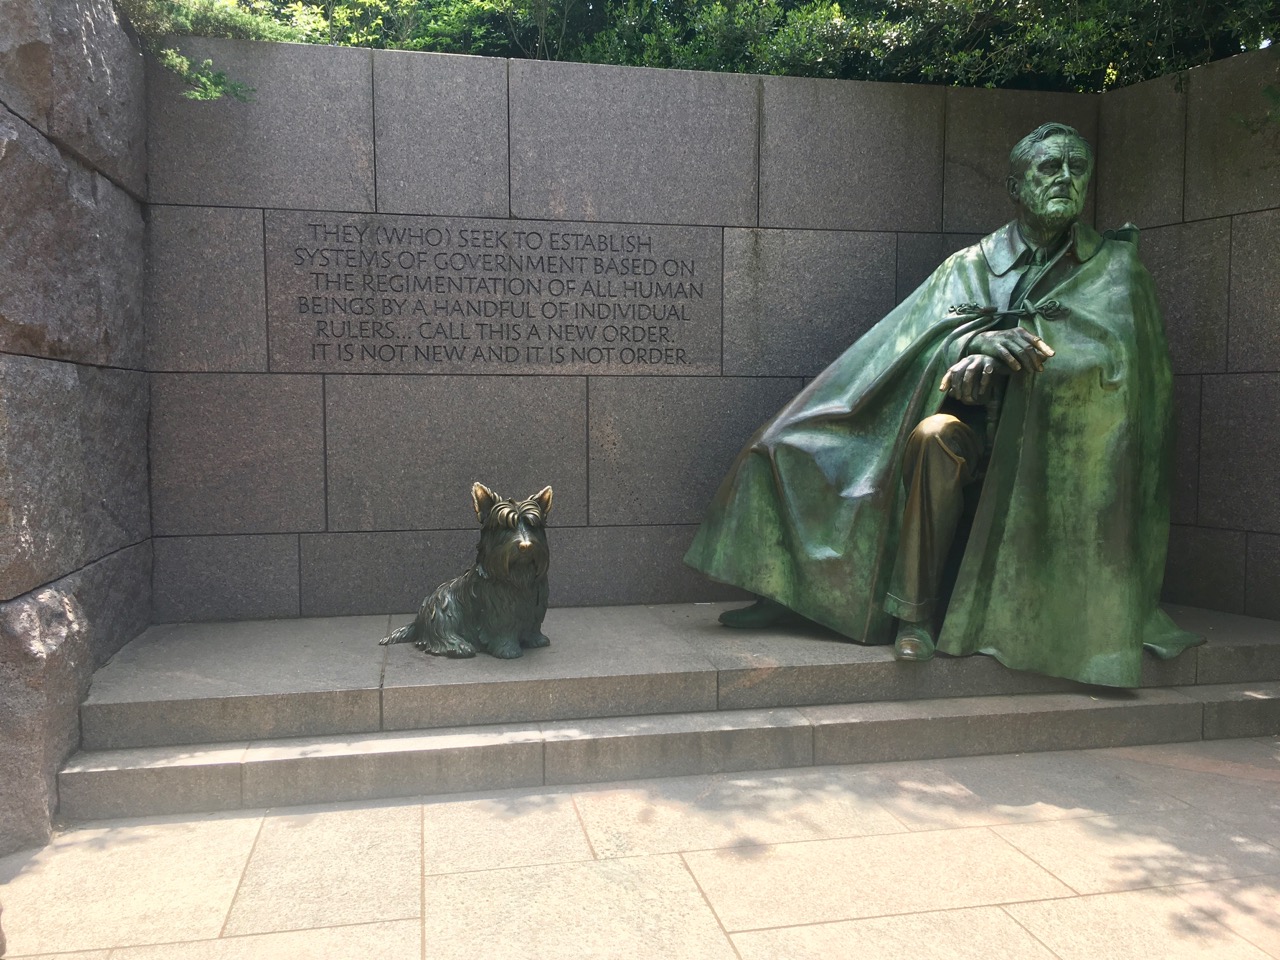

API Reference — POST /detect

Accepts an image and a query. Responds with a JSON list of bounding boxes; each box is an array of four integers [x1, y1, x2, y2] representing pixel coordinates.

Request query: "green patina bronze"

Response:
[[685, 123, 1202, 688]]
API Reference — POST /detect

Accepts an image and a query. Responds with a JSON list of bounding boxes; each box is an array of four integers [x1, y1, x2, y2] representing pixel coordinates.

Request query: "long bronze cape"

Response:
[[685, 221, 1201, 687]]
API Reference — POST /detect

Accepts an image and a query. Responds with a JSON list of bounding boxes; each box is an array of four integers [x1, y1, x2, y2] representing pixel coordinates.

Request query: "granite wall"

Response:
[[1097, 49, 1280, 619], [0, 0, 151, 854]]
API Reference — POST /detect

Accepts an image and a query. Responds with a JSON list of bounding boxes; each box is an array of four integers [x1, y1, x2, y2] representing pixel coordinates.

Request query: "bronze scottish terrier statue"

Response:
[[380, 483, 553, 659]]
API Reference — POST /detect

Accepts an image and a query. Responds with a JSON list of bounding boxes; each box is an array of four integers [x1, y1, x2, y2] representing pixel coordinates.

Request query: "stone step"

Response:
[[78, 603, 1280, 751], [58, 681, 1280, 822]]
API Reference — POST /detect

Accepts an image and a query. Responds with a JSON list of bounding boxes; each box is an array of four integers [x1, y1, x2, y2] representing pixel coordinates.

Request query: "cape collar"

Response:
[[981, 220, 1104, 276]]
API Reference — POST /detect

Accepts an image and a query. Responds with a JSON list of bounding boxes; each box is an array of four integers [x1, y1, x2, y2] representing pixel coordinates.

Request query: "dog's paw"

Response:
[[423, 636, 475, 658], [520, 632, 551, 649], [487, 641, 524, 659]]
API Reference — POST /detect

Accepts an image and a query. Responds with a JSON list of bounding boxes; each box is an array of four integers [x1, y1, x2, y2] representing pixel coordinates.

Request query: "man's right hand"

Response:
[[967, 327, 1054, 373]]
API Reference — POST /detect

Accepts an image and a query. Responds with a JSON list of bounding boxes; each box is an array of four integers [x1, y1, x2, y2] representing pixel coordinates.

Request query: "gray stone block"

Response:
[[1228, 207, 1280, 372], [152, 535, 300, 622], [1163, 525, 1247, 613], [150, 373, 325, 535], [806, 688, 1202, 766], [723, 228, 897, 377], [0, 0, 146, 195], [943, 88, 1098, 234], [542, 709, 813, 785], [1247, 534, 1280, 621], [1168, 604, 1280, 684], [381, 605, 717, 729], [264, 210, 724, 376], [373, 51, 508, 217], [148, 38, 375, 210], [552, 525, 750, 607], [1178, 681, 1280, 739], [146, 205, 268, 372], [325, 374, 586, 530], [74, 541, 152, 670], [1142, 219, 1230, 374], [509, 60, 756, 226], [58, 744, 246, 820], [300, 529, 477, 617], [1171, 377, 1200, 527], [81, 616, 386, 748], [1199, 374, 1280, 533], [1096, 72, 1185, 229], [760, 77, 944, 231], [588, 377, 803, 525], [0, 109, 145, 369], [241, 726, 545, 806], [1185, 48, 1280, 220], [0, 358, 149, 601]]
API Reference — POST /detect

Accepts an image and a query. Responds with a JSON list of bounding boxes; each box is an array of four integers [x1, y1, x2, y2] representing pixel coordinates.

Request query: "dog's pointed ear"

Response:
[[472, 482, 499, 523], [532, 485, 553, 517]]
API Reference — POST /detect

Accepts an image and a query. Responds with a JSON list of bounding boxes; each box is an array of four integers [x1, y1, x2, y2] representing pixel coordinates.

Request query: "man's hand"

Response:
[[968, 327, 1054, 373], [940, 355, 1001, 404]]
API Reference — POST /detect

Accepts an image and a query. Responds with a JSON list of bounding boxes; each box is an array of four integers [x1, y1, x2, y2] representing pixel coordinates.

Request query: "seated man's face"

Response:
[[1014, 134, 1092, 235]]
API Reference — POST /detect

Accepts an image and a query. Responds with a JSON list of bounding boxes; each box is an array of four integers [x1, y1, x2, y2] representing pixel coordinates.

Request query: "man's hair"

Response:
[[1008, 123, 1094, 178]]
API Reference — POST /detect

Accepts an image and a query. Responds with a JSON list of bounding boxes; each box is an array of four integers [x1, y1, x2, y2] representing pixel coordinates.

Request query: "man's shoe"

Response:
[[893, 622, 937, 661], [718, 597, 796, 629]]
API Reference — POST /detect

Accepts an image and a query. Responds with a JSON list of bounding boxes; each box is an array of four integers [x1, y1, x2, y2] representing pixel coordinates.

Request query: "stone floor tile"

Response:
[[0, 812, 263, 955], [420, 856, 737, 959], [858, 750, 1191, 830], [991, 809, 1280, 895], [1005, 887, 1274, 959], [1172, 874, 1280, 958], [571, 766, 906, 858], [682, 827, 1073, 932], [422, 791, 595, 874], [221, 801, 421, 936], [108, 919, 419, 959], [732, 905, 1059, 960], [5, 953, 112, 959]]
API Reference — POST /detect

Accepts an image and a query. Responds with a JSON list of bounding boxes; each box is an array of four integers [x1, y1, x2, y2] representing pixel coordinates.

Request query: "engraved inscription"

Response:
[[266, 212, 722, 374]]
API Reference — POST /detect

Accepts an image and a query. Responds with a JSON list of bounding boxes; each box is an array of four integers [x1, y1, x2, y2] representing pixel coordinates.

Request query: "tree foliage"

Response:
[[118, 0, 1279, 100]]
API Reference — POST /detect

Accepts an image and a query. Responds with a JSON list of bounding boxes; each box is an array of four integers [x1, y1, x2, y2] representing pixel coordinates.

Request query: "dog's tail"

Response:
[[379, 621, 419, 646]]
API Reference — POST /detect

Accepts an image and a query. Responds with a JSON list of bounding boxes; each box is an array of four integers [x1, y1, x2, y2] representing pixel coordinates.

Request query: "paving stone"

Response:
[[223, 802, 421, 935], [149, 38, 375, 209], [542, 708, 813, 785], [1168, 604, 1280, 683], [0, 111, 144, 369], [805, 689, 1203, 766], [300, 529, 477, 617], [422, 791, 595, 874], [733, 905, 1059, 960], [374, 50, 508, 217], [943, 88, 1098, 234], [80, 616, 387, 748], [1199, 374, 1280, 533], [1177, 681, 1280, 740], [571, 766, 906, 858], [509, 59, 756, 226], [1246, 534, 1280, 620], [58, 743, 246, 820], [992, 807, 1280, 894], [683, 827, 1073, 931], [1185, 48, 1280, 220], [152, 534, 301, 623], [110, 920, 420, 960], [422, 856, 738, 960], [1171, 376, 1200, 526], [1142, 219, 1230, 374], [1097, 72, 1186, 230], [240, 725, 544, 807], [588, 376, 803, 524], [723, 228, 897, 377], [1228, 207, 1280, 373], [0, 811, 263, 955], [1007, 886, 1273, 960], [324, 374, 586, 530], [1163, 526, 1248, 613], [1172, 875, 1280, 958], [381, 605, 716, 729], [147, 205, 268, 372], [150, 374, 325, 535], [760, 77, 944, 231]]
